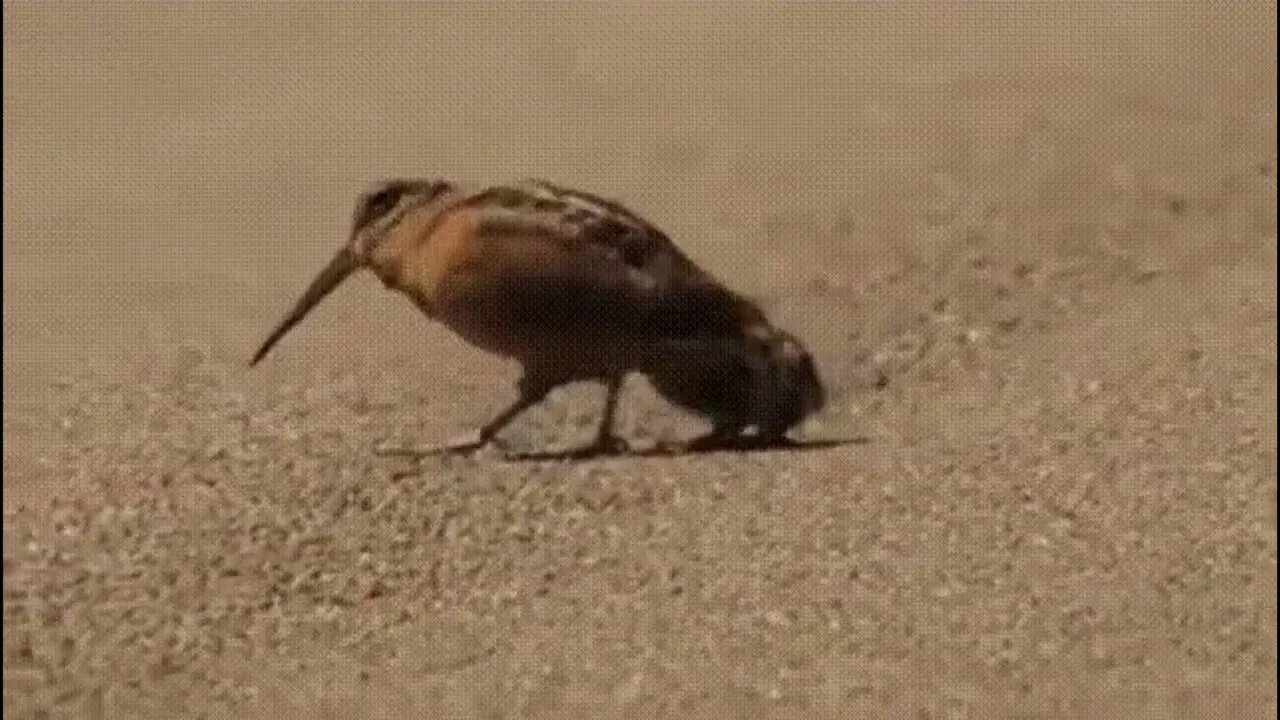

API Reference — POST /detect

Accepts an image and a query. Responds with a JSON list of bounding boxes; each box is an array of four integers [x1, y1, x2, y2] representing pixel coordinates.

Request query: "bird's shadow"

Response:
[[517, 438, 864, 463], [375, 436, 866, 465], [498, 436, 865, 463]]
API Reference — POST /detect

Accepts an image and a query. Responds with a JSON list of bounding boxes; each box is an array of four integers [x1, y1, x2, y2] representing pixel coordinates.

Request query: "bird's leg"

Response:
[[374, 377, 551, 459], [574, 374, 630, 456], [444, 372, 558, 454]]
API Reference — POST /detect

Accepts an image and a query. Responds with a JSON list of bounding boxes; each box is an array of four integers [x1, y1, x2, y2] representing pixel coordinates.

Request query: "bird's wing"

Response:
[[507, 180, 771, 334], [484, 179, 717, 286], [425, 181, 760, 345]]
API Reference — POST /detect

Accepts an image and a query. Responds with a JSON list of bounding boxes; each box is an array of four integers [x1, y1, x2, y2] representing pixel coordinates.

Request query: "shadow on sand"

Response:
[[375, 436, 867, 465]]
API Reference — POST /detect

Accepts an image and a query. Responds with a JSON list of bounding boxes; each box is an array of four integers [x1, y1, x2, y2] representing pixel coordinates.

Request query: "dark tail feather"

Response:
[[250, 248, 361, 366]]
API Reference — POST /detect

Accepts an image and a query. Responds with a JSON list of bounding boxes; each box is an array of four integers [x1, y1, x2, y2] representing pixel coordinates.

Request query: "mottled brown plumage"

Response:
[[250, 177, 824, 455]]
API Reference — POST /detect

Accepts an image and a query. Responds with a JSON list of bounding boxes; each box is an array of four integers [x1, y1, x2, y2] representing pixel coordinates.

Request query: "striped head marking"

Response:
[[349, 178, 457, 256]]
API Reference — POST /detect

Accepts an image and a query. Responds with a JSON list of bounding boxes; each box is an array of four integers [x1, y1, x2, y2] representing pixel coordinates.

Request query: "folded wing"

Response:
[[433, 181, 751, 349]]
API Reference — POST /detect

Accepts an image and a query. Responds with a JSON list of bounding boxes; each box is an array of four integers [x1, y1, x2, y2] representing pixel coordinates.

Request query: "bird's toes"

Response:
[[441, 431, 498, 456], [569, 434, 632, 459], [595, 434, 632, 455], [444, 432, 480, 450], [372, 431, 495, 459], [372, 441, 431, 458]]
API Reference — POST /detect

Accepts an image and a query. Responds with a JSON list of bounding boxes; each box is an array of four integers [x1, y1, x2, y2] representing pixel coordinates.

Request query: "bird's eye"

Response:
[[355, 187, 402, 230], [367, 188, 400, 216]]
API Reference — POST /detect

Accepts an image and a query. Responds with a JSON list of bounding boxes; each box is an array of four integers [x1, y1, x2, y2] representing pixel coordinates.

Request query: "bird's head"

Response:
[[347, 178, 457, 258], [249, 178, 457, 366]]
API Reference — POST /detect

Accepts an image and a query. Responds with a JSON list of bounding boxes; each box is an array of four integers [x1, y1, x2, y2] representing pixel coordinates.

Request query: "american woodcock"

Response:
[[250, 177, 825, 456]]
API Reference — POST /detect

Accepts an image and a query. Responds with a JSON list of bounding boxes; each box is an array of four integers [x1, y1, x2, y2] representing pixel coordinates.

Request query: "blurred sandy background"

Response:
[[3, 3, 1277, 718]]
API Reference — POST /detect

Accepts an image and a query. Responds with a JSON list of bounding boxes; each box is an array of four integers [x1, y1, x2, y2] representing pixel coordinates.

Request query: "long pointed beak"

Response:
[[250, 247, 361, 366]]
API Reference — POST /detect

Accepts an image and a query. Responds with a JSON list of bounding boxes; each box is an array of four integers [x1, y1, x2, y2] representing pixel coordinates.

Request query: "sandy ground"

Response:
[[3, 3, 1277, 718]]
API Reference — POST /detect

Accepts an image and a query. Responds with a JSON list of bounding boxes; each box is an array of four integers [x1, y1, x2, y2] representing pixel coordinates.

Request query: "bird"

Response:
[[249, 177, 825, 456]]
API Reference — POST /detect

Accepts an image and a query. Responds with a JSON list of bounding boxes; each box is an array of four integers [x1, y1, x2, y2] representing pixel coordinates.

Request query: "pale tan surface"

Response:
[[3, 4, 1277, 718]]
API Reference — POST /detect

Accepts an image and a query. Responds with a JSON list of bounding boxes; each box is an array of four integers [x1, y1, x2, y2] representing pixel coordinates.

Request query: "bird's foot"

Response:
[[373, 431, 499, 459], [441, 430, 496, 455], [683, 432, 797, 453], [567, 433, 632, 459]]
